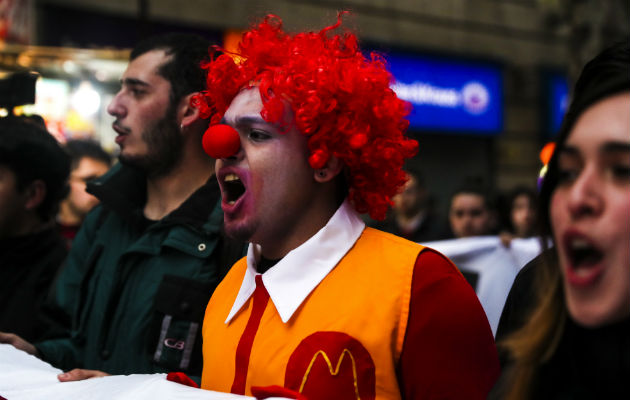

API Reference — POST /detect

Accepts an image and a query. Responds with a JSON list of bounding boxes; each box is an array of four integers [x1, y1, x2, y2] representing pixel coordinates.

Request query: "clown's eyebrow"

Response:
[[221, 115, 268, 126]]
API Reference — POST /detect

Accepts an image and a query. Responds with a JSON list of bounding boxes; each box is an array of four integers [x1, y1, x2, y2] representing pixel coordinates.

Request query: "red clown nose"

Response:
[[202, 124, 241, 159]]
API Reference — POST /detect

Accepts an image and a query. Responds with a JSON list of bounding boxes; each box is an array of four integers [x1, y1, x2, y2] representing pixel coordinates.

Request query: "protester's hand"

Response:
[[58, 368, 110, 382], [499, 231, 514, 248], [0, 332, 38, 356]]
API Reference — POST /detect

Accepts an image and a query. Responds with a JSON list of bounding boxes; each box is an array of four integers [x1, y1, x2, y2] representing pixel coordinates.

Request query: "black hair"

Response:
[[402, 164, 426, 188], [64, 139, 112, 171], [130, 33, 212, 106], [0, 117, 70, 220], [450, 176, 493, 210]]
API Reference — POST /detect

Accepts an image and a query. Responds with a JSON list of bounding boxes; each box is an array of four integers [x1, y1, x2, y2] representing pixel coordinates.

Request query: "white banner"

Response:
[[422, 236, 542, 336], [0, 344, 253, 400]]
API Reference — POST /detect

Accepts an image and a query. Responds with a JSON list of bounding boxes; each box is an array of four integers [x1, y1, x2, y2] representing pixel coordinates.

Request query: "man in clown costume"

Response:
[[196, 14, 500, 400]]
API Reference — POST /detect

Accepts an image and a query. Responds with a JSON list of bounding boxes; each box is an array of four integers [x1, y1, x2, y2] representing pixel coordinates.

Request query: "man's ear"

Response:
[[178, 92, 202, 130], [24, 180, 47, 211], [313, 155, 344, 183]]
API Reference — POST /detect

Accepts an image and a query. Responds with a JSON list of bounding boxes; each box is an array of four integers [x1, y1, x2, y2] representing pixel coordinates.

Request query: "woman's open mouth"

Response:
[[563, 234, 605, 286]]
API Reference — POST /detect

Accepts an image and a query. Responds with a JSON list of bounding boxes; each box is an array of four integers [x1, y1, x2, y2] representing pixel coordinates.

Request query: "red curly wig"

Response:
[[194, 13, 418, 220]]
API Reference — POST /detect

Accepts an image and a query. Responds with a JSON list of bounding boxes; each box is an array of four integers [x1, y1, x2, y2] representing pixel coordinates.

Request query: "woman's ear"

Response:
[[313, 155, 344, 183], [178, 92, 202, 130]]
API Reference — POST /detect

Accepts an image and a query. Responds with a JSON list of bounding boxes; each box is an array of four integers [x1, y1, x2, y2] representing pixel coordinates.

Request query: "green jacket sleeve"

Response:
[[35, 206, 106, 370], [35, 336, 83, 371], [50, 206, 106, 327]]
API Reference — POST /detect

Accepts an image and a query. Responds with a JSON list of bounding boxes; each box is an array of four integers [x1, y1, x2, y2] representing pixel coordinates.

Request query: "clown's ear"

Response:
[[314, 155, 343, 183], [178, 92, 202, 130]]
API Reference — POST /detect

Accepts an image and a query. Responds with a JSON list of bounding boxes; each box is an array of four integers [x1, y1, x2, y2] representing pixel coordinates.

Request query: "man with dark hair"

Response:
[[448, 180, 496, 238], [0, 117, 70, 342], [0, 33, 243, 380], [373, 168, 448, 243], [57, 139, 112, 247]]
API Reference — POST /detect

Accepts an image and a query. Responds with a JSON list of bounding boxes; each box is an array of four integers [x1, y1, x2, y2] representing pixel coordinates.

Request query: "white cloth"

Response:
[[226, 199, 365, 323], [0, 344, 256, 400], [422, 236, 542, 336]]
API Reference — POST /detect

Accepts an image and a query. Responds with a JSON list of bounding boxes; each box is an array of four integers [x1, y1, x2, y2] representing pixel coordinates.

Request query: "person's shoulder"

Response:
[[219, 256, 248, 282], [80, 203, 111, 229], [415, 247, 462, 278], [410, 247, 481, 309], [360, 227, 425, 266], [363, 226, 422, 249]]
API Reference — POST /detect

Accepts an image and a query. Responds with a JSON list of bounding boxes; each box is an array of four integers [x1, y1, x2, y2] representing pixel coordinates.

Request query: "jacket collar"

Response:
[[87, 163, 221, 231], [225, 199, 365, 324]]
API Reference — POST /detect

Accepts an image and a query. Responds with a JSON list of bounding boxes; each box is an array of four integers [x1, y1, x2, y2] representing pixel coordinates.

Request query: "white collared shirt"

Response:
[[225, 199, 365, 324]]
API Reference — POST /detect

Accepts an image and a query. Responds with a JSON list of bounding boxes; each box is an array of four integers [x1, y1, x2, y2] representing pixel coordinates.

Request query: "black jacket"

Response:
[[492, 251, 630, 398], [0, 227, 67, 341]]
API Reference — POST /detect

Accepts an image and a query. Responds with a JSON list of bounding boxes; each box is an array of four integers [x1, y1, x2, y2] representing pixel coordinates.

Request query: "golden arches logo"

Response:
[[299, 348, 361, 399]]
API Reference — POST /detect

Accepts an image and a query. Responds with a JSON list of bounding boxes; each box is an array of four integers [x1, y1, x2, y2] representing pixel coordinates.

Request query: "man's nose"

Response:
[[107, 92, 125, 118]]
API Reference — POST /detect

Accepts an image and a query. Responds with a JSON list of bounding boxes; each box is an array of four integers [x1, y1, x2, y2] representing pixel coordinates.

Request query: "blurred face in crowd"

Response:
[[550, 92, 630, 327], [511, 193, 536, 237], [107, 50, 183, 176], [63, 156, 110, 222], [0, 166, 29, 239], [216, 87, 321, 259], [449, 192, 491, 238], [393, 174, 426, 218]]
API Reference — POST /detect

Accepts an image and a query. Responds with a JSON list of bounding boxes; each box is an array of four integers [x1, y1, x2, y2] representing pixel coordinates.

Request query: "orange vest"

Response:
[[201, 228, 425, 399]]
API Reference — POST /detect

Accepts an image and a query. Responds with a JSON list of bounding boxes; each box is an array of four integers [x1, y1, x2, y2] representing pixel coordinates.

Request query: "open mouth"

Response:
[[223, 173, 246, 205], [567, 237, 604, 272]]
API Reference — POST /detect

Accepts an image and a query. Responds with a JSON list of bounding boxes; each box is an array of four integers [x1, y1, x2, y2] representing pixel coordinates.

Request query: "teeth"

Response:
[[222, 172, 245, 206], [570, 238, 590, 249], [574, 267, 593, 277], [224, 173, 240, 182]]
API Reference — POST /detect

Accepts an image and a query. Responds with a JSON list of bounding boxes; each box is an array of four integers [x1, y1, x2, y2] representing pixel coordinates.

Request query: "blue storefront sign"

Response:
[[545, 72, 570, 137], [380, 51, 503, 134]]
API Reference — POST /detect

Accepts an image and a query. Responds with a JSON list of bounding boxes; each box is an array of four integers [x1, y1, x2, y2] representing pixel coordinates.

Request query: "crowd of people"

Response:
[[371, 172, 540, 244], [0, 12, 628, 400]]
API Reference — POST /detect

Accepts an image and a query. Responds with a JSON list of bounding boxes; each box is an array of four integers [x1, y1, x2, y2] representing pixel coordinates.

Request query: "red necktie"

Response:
[[231, 274, 270, 395]]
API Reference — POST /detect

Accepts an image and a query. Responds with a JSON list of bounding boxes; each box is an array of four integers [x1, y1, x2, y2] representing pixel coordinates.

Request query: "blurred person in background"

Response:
[[491, 42, 630, 399], [0, 32, 243, 382], [509, 187, 538, 238], [0, 117, 70, 342], [448, 180, 496, 238], [498, 186, 539, 247], [372, 168, 447, 242], [503, 186, 538, 238], [57, 139, 112, 248]]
